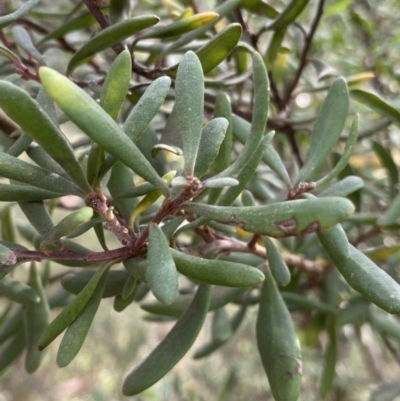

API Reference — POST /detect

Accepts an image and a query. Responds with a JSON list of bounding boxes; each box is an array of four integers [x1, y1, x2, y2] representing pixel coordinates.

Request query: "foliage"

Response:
[[0, 0, 400, 399]]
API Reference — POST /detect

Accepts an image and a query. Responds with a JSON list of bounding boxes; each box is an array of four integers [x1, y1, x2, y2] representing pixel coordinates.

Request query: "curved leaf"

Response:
[[0, 0, 40, 29], [268, 0, 310, 29], [264, 237, 291, 286]]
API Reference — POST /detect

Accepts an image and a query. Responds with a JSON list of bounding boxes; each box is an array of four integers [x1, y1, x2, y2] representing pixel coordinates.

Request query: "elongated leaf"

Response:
[[1, 206, 15, 243], [56, 268, 108, 367], [26, 145, 69, 178], [62, 269, 129, 298], [41, 207, 93, 247], [0, 276, 39, 304], [232, 114, 291, 184], [146, 224, 179, 304], [282, 293, 335, 314], [24, 263, 50, 373], [256, 269, 302, 401], [0, 152, 83, 196], [39, 67, 169, 195], [319, 176, 364, 198], [265, 27, 287, 67], [136, 12, 218, 41], [122, 283, 211, 395], [264, 237, 290, 286], [219, 133, 275, 206], [203, 177, 238, 188], [216, 52, 269, 178], [11, 26, 42, 61], [39, 12, 97, 43], [100, 50, 132, 120], [184, 197, 354, 237], [18, 201, 54, 236], [0, 0, 40, 29], [0, 82, 91, 193], [194, 118, 228, 178], [316, 114, 359, 187], [0, 307, 23, 345], [0, 243, 16, 267], [67, 16, 159, 72], [0, 330, 26, 374], [318, 224, 400, 314], [241, 0, 278, 18], [170, 249, 264, 287], [378, 194, 400, 226], [211, 307, 233, 343], [38, 261, 113, 350], [0, 185, 64, 202], [298, 78, 349, 182], [319, 319, 337, 398], [175, 51, 204, 177], [268, 0, 309, 29], [351, 89, 400, 123], [372, 140, 399, 189]]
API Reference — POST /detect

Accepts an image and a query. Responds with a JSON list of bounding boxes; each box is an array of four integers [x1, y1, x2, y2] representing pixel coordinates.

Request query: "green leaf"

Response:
[[1, 206, 15, 243], [170, 249, 265, 287], [232, 114, 291, 184], [268, 0, 310, 29], [175, 51, 204, 177], [100, 50, 132, 120], [318, 176, 364, 198], [56, 268, 108, 367], [38, 67, 169, 196], [370, 314, 400, 343], [0, 276, 39, 305], [18, 201, 54, 236], [264, 27, 287, 68], [122, 283, 211, 396], [298, 78, 349, 182], [316, 114, 359, 187], [264, 237, 290, 286], [194, 118, 228, 178], [0, 330, 26, 374], [216, 52, 269, 179], [38, 260, 113, 350], [11, 26, 42, 61], [67, 16, 159, 72], [135, 12, 218, 41], [39, 12, 97, 43], [202, 177, 238, 188], [256, 269, 302, 401], [241, 0, 278, 18], [211, 307, 233, 343], [282, 293, 335, 314], [351, 89, 400, 123], [184, 197, 354, 237], [0, 244, 17, 266], [318, 224, 400, 314], [319, 319, 337, 398], [61, 270, 129, 298], [0, 82, 91, 193], [26, 145, 69, 179], [0, 152, 84, 197], [369, 381, 400, 401], [146, 224, 179, 304], [0, 0, 40, 29], [165, 23, 243, 77], [41, 207, 93, 248], [0, 307, 23, 345], [23, 263, 50, 373], [372, 140, 399, 190], [378, 194, 400, 226], [219, 132, 275, 206], [0, 184, 65, 202]]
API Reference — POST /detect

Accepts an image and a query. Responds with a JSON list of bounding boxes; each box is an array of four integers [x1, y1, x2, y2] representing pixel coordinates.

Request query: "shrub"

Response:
[[0, 0, 400, 399]]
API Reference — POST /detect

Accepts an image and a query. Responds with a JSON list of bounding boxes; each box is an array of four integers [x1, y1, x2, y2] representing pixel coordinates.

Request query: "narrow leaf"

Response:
[[298, 78, 349, 182], [318, 176, 364, 198], [38, 67, 169, 195], [175, 51, 204, 177], [122, 284, 211, 395], [67, 16, 159, 72], [146, 224, 179, 304], [264, 237, 291, 286], [0, 0, 40, 29], [0, 277, 39, 305], [0, 82, 91, 193], [268, 0, 309, 29]]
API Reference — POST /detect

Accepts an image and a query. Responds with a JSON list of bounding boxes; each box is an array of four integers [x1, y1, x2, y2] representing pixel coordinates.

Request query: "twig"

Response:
[[282, 0, 325, 104]]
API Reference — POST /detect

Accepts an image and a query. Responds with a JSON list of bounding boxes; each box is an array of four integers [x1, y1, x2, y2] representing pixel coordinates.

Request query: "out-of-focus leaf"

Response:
[[369, 381, 400, 401], [264, 27, 286, 68], [370, 314, 400, 342], [151, 144, 183, 158], [372, 141, 399, 189], [298, 78, 349, 182], [0, 82, 91, 194], [319, 318, 337, 398], [378, 194, 400, 227], [0, 330, 26, 374], [67, 16, 159, 72], [11, 26, 42, 61], [0, 0, 40, 29], [39, 67, 169, 196], [0, 45, 22, 65], [135, 12, 218, 42], [267, 0, 310, 29], [351, 89, 400, 123], [241, 0, 278, 18], [202, 177, 238, 188], [0, 276, 38, 304]]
